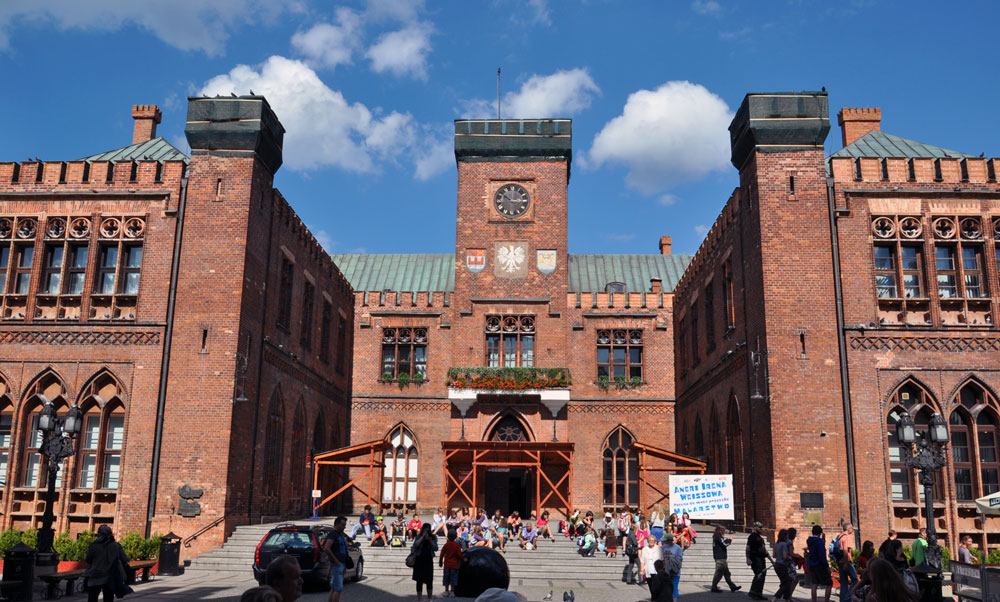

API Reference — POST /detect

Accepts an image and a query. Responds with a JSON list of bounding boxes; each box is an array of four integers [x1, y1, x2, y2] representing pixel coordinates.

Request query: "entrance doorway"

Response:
[[484, 468, 532, 516]]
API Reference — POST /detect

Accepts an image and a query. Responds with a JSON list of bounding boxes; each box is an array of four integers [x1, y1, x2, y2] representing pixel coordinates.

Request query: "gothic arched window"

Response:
[[0, 375, 11, 487], [489, 415, 528, 442], [383, 425, 418, 503], [602, 426, 638, 509], [76, 372, 126, 490], [289, 402, 307, 502], [263, 390, 284, 504]]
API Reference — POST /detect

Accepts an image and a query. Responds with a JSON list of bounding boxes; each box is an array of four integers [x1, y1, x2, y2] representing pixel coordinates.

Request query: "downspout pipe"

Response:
[[145, 173, 188, 537], [736, 185, 758, 524], [827, 176, 862, 539]]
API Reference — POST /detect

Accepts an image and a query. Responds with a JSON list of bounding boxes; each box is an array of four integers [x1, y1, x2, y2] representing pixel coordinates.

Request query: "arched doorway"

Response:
[[483, 412, 533, 516]]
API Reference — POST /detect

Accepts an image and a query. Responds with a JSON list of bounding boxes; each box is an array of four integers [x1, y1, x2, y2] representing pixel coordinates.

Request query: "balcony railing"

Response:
[[446, 367, 571, 391]]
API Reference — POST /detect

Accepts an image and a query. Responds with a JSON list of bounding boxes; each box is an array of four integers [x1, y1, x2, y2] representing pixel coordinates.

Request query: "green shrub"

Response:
[[397, 372, 410, 388], [20, 528, 37, 549], [987, 547, 1000, 565], [381, 372, 393, 381], [597, 374, 610, 391], [53, 532, 75, 561], [120, 531, 145, 561], [614, 375, 627, 390], [412, 373, 424, 384], [0, 529, 22, 553], [630, 375, 642, 387], [942, 546, 951, 571], [142, 533, 162, 560], [74, 530, 96, 562]]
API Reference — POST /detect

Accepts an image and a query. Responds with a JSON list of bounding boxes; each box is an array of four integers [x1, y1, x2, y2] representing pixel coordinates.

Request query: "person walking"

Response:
[[773, 529, 792, 601], [662, 532, 684, 602], [322, 516, 349, 602], [958, 535, 978, 564], [650, 559, 674, 602], [439, 529, 463, 598], [411, 523, 439, 602], [910, 528, 928, 568], [640, 535, 663, 598], [746, 521, 770, 601], [650, 504, 666, 543], [837, 524, 857, 602], [710, 525, 741, 593], [806, 525, 832, 602], [624, 526, 641, 585], [84, 525, 131, 602]]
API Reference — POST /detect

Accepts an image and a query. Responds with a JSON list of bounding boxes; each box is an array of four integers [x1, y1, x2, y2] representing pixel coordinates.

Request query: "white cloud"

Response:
[[526, 0, 551, 25], [462, 68, 600, 119], [366, 23, 433, 79], [692, 0, 723, 16], [0, 0, 298, 56], [365, 0, 424, 22], [694, 224, 709, 236], [587, 81, 732, 195], [414, 139, 454, 181], [291, 7, 362, 70], [199, 56, 417, 172], [658, 193, 678, 206], [312, 228, 333, 252]]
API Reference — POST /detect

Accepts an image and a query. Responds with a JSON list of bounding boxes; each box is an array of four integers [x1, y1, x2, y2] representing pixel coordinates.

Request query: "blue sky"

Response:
[[0, 0, 996, 257]]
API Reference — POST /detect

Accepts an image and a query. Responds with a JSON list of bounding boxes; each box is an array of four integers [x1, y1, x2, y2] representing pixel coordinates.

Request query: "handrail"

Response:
[[183, 514, 226, 548]]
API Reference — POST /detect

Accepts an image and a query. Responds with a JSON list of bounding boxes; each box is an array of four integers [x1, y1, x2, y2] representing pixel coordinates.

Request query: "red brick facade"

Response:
[[675, 91, 1000, 550], [0, 97, 353, 558]]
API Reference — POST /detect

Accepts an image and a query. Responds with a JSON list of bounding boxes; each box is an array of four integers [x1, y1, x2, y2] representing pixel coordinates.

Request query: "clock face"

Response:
[[493, 184, 530, 218]]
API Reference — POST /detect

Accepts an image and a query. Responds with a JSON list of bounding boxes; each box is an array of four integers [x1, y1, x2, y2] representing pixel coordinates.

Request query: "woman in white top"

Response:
[[430, 508, 446, 536], [640, 536, 663, 593], [650, 504, 666, 542]]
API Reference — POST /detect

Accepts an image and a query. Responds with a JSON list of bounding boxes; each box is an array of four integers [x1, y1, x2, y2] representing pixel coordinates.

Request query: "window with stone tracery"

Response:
[[489, 416, 528, 442], [381, 327, 427, 379], [932, 216, 991, 326], [596, 329, 642, 380], [871, 215, 930, 326], [485, 315, 534, 368], [383, 425, 418, 502], [602, 426, 638, 509]]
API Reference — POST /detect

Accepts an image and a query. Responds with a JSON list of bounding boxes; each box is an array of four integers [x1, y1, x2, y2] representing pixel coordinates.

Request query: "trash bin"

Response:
[[158, 532, 182, 576], [2, 542, 36, 601], [913, 571, 943, 602]]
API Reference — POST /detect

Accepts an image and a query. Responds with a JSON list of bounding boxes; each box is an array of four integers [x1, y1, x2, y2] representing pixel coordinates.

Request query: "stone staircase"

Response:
[[186, 518, 766, 588]]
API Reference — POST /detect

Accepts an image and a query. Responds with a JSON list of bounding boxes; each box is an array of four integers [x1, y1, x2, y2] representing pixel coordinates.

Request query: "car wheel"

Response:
[[352, 559, 363, 582]]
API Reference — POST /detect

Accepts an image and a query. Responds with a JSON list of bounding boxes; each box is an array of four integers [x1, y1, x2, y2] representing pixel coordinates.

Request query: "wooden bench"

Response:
[[126, 559, 158, 584], [39, 569, 85, 599]]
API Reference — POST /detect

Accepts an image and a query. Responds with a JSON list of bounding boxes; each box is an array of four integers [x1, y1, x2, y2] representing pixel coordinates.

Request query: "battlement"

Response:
[[454, 118, 572, 166], [674, 188, 743, 298], [355, 290, 451, 309], [566, 291, 668, 311], [0, 159, 186, 193], [271, 190, 353, 297], [830, 155, 1000, 186]]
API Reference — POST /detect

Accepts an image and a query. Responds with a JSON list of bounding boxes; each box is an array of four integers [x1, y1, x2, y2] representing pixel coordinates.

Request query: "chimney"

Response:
[[659, 235, 672, 255], [131, 104, 162, 145], [838, 107, 881, 148], [650, 278, 662, 294]]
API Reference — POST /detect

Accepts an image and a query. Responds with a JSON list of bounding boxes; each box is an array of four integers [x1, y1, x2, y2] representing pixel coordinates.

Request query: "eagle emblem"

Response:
[[497, 245, 525, 273]]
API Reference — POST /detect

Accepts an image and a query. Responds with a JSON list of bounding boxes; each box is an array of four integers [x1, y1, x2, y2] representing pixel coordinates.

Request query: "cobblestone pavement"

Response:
[[118, 570, 954, 602]]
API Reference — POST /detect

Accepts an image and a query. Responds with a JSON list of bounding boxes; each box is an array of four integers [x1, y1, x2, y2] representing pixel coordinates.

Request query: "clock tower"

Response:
[[452, 118, 572, 368]]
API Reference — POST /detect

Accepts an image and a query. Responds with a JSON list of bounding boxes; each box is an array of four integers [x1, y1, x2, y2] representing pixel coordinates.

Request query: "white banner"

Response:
[[669, 474, 734, 520]]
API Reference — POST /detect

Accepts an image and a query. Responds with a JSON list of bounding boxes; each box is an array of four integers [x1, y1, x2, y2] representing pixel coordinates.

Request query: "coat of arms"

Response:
[[494, 243, 528, 278], [537, 250, 557, 274], [466, 249, 486, 272]]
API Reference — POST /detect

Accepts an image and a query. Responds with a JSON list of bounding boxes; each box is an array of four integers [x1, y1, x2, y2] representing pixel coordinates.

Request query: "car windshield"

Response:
[[262, 531, 312, 548]]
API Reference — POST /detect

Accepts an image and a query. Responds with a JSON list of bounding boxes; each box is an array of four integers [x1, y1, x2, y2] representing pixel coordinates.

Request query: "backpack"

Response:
[[663, 549, 682, 577], [576, 535, 586, 547], [829, 535, 844, 560], [391, 535, 403, 547], [625, 539, 638, 557]]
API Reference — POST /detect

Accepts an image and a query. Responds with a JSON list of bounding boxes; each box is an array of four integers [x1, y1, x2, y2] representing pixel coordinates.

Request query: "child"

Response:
[[408, 513, 423, 540], [439, 529, 463, 598], [605, 527, 618, 558], [493, 523, 508, 553]]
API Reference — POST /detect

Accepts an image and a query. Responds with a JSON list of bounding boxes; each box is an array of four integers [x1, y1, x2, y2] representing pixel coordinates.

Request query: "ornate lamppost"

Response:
[[895, 410, 948, 601], [35, 401, 83, 562]]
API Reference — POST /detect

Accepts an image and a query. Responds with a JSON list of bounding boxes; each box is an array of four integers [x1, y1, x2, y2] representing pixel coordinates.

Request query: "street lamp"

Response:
[[35, 402, 83, 563], [895, 410, 948, 600]]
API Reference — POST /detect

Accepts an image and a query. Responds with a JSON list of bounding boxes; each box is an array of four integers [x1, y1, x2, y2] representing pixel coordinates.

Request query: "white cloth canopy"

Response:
[[975, 492, 1000, 515]]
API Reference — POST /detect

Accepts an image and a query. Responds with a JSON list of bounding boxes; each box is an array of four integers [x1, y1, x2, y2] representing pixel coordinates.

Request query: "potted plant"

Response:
[[630, 375, 642, 388], [614, 375, 628, 390], [381, 372, 393, 382], [412, 373, 425, 385], [397, 372, 410, 389], [597, 374, 610, 392]]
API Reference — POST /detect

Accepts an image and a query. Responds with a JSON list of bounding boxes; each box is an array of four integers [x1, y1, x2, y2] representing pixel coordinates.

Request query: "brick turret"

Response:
[[131, 104, 162, 144], [838, 107, 881, 147], [659, 235, 672, 255]]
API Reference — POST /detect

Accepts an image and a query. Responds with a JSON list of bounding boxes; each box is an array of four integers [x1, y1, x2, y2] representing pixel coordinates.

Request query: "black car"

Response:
[[252, 523, 364, 589]]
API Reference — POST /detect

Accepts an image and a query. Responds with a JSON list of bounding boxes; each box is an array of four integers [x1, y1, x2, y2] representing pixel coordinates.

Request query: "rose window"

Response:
[[100, 218, 121, 238], [597, 330, 611, 344], [502, 316, 519, 332], [397, 328, 411, 343], [69, 218, 90, 238], [899, 217, 922, 239], [16, 218, 36, 239], [45, 217, 66, 239], [613, 330, 627, 345], [124, 217, 145, 239], [486, 316, 501, 332], [382, 328, 397, 344], [413, 328, 427, 343], [629, 330, 643, 345], [519, 316, 534, 332], [994, 219, 1000, 240], [872, 217, 895, 238], [0, 218, 12, 239], [960, 218, 983, 240], [933, 217, 956, 239]]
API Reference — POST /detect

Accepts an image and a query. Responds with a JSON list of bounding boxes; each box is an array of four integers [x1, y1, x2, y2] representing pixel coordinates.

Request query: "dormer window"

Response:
[[605, 282, 626, 294]]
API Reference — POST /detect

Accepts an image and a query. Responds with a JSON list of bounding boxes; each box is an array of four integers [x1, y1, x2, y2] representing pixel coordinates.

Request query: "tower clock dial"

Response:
[[493, 184, 530, 218]]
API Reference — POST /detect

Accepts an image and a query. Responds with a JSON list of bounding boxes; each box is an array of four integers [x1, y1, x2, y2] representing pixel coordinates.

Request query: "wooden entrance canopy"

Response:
[[633, 441, 707, 512], [312, 439, 390, 512], [441, 441, 574, 518]]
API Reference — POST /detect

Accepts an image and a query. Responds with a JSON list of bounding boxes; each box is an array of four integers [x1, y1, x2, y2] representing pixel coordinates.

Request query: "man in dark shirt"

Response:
[[711, 525, 741, 592], [877, 529, 896, 559], [350, 504, 376, 540], [746, 521, 769, 600]]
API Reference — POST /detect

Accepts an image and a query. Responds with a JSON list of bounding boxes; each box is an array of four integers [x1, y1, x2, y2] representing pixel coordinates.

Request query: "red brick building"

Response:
[[674, 91, 1000, 550], [331, 119, 702, 518], [0, 97, 353, 556]]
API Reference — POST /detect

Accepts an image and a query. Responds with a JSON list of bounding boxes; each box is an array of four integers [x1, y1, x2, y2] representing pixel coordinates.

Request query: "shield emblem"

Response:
[[537, 250, 557, 274], [466, 249, 486, 272]]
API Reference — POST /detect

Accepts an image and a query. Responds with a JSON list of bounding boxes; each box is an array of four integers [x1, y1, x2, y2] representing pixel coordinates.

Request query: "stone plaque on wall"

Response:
[[494, 242, 529, 279]]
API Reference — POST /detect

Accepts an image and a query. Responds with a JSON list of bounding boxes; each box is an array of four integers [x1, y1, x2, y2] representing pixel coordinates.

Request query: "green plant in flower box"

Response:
[[381, 372, 393, 382], [397, 372, 410, 388]]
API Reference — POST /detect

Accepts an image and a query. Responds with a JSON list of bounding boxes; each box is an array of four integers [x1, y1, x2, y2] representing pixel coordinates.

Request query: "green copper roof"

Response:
[[829, 131, 973, 159], [80, 136, 189, 164], [331, 253, 693, 294], [331, 254, 455, 293], [568, 254, 692, 293]]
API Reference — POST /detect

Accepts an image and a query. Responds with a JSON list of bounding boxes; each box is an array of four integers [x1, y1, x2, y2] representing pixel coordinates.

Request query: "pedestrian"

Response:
[[848, 558, 919, 602], [619, 509, 632, 548], [321, 516, 349, 602], [710, 525, 741, 593], [662, 532, 684, 602], [411, 523, 439, 602], [265, 555, 303, 602], [837, 524, 857, 602], [650, 504, 666, 543], [240, 586, 282, 602], [605, 526, 618, 558], [885, 539, 908, 573], [877, 530, 896, 560], [806, 525, 832, 602], [640, 534, 663, 596], [746, 521, 770, 600], [909, 528, 928, 568], [637, 520, 651, 547], [439, 528, 463, 598], [84, 525, 131, 602], [650, 559, 674, 602], [856, 541, 875, 577], [958, 535, 978, 564], [350, 504, 376, 540], [624, 526, 641, 585]]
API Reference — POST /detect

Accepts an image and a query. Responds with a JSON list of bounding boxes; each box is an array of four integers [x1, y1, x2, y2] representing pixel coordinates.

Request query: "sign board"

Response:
[[312, 489, 322, 498], [669, 474, 734, 520]]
